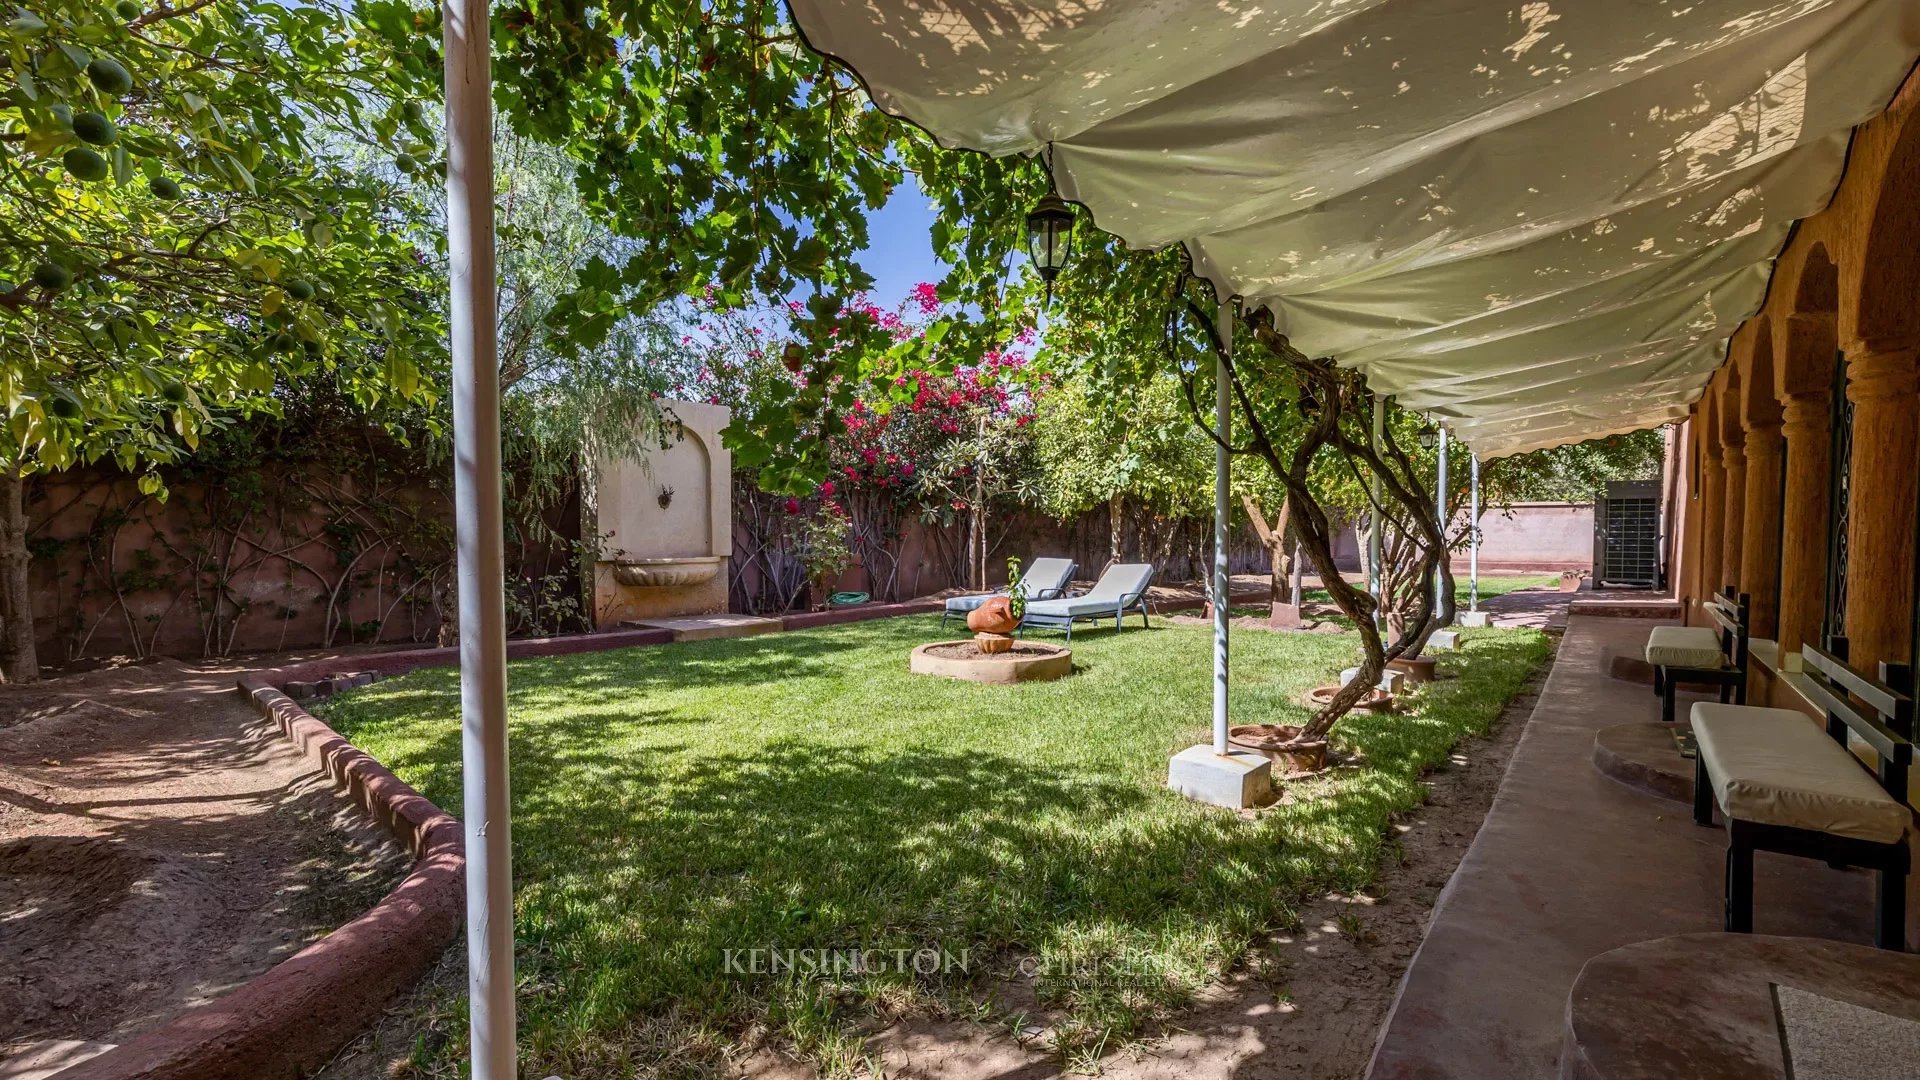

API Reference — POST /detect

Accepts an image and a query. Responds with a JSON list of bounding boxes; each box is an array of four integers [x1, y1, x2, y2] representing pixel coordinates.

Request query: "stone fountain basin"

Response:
[[610, 556, 725, 588], [909, 640, 1073, 684]]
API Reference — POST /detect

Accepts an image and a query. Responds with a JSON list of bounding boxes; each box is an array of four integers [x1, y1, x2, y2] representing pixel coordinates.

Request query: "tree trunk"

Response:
[[1107, 491, 1123, 571], [0, 470, 40, 682], [1241, 494, 1297, 619]]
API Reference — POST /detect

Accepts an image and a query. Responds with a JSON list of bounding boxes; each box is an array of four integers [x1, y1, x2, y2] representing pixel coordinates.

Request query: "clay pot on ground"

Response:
[[966, 596, 1020, 635], [1558, 571, 1585, 593], [1229, 724, 1330, 773]]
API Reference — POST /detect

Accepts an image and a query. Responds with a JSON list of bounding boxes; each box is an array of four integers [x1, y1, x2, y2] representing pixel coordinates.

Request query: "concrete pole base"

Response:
[[1457, 611, 1493, 628], [1428, 629, 1463, 651], [1168, 744, 1275, 809]]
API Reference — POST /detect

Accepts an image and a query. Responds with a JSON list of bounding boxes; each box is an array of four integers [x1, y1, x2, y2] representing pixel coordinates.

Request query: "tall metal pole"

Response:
[[1214, 298, 1233, 755], [1435, 426, 1449, 614], [1369, 394, 1384, 613], [1469, 453, 1481, 612], [443, 2, 515, 1077]]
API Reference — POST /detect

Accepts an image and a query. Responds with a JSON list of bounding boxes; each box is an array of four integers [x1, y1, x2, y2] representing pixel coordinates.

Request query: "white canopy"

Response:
[[789, 0, 1920, 457]]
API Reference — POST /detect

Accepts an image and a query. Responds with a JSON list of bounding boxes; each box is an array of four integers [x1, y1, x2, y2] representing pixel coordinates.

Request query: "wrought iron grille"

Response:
[[1824, 354, 1853, 647]]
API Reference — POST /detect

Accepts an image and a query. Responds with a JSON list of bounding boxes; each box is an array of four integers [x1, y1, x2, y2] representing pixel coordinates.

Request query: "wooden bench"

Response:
[[1644, 586, 1749, 724], [1690, 642, 1914, 950]]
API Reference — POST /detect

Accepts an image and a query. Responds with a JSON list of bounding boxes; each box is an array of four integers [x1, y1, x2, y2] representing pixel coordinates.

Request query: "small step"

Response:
[[617, 614, 783, 642], [1568, 597, 1683, 620]]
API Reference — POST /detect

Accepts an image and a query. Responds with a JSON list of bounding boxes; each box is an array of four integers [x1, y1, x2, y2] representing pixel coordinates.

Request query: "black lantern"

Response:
[[1024, 193, 1075, 299]]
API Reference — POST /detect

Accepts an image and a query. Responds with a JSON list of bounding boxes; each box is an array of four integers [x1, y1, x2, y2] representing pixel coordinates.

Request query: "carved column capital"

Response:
[[1844, 346, 1918, 404], [1779, 391, 1830, 435]]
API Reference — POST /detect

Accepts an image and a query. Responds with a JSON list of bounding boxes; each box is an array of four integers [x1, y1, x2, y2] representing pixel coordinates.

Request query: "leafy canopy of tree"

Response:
[[0, 0, 451, 680], [490, 0, 1047, 493], [0, 0, 447, 483]]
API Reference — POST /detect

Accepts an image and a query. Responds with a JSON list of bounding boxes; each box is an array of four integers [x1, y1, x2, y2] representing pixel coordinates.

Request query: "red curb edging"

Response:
[[781, 598, 945, 630], [52, 679, 465, 1080], [264, 625, 679, 689]]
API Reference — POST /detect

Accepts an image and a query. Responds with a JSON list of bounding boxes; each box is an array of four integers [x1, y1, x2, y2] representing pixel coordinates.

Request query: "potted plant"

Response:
[[966, 557, 1024, 653]]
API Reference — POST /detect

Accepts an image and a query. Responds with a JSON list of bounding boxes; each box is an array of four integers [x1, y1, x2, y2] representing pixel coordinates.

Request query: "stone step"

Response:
[[616, 614, 783, 642]]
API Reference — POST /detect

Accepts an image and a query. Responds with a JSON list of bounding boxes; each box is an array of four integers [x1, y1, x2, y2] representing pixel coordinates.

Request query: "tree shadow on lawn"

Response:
[[493, 737, 1295, 1069], [322, 622, 1549, 1073]]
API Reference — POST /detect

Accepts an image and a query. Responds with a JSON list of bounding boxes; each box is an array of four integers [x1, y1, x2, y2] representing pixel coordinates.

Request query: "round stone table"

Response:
[[1561, 933, 1920, 1079]]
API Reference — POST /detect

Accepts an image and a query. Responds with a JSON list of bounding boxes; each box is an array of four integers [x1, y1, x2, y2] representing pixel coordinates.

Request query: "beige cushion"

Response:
[[1646, 625, 1725, 669], [1691, 703, 1912, 845]]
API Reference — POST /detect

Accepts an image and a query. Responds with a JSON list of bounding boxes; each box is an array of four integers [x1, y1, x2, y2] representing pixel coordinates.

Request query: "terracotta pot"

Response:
[[973, 632, 1014, 655], [1387, 656, 1437, 684], [967, 596, 1020, 635], [1229, 724, 1329, 773], [1307, 684, 1393, 711]]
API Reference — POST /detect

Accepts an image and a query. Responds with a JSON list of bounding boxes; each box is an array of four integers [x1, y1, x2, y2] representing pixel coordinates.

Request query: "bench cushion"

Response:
[[1646, 626, 1725, 669], [1691, 703, 1912, 845]]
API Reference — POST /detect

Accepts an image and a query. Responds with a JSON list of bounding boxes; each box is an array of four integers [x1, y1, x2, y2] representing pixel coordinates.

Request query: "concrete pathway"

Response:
[[1366, 614, 1874, 1079]]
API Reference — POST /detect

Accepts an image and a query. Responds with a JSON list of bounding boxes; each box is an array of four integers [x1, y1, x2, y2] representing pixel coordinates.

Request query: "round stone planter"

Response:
[[909, 640, 1073, 684], [1229, 724, 1330, 773], [1307, 684, 1394, 711], [1387, 656, 1438, 684]]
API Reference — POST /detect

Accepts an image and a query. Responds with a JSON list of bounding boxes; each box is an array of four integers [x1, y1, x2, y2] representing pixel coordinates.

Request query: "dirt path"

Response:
[[0, 658, 407, 1076]]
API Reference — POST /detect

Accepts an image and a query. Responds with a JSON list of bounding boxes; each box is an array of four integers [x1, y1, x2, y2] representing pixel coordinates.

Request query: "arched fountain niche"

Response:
[[591, 402, 732, 624]]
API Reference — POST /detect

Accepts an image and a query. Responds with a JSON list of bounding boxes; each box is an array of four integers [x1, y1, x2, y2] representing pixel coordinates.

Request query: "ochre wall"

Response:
[[1672, 68, 1920, 948]]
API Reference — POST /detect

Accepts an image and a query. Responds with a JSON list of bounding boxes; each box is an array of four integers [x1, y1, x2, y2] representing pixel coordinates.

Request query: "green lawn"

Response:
[[319, 614, 1549, 1077]]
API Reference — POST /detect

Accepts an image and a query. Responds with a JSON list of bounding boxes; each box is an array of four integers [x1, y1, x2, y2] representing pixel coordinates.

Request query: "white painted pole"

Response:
[[1469, 453, 1481, 613], [443, 2, 515, 1077], [1214, 298, 1232, 755], [1369, 394, 1384, 616], [1435, 426, 1449, 615]]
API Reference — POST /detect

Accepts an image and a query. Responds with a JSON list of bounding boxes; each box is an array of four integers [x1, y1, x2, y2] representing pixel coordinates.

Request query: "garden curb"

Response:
[[49, 675, 466, 1080], [47, 595, 1262, 1078]]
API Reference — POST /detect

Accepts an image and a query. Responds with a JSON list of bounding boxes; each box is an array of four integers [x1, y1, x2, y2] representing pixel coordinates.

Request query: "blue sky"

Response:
[[855, 174, 948, 310]]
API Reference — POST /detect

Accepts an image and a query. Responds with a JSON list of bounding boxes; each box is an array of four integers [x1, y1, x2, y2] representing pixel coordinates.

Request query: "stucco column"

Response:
[[1739, 419, 1784, 639], [1775, 391, 1831, 658], [1719, 436, 1746, 597], [1697, 441, 1725, 608], [1840, 344, 1919, 671]]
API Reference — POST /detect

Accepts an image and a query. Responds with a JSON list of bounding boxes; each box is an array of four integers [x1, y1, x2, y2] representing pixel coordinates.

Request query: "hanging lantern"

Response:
[[1024, 193, 1075, 300]]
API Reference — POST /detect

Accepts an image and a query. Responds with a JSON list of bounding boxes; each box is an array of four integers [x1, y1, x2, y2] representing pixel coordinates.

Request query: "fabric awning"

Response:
[[788, 0, 1920, 457]]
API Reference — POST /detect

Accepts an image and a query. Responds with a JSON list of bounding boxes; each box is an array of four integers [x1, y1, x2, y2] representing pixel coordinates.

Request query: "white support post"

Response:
[[443, 2, 515, 1078], [1168, 297, 1271, 809], [1369, 394, 1384, 614], [1213, 297, 1232, 755], [1458, 449, 1493, 628], [1435, 426, 1448, 615], [1469, 453, 1481, 612]]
